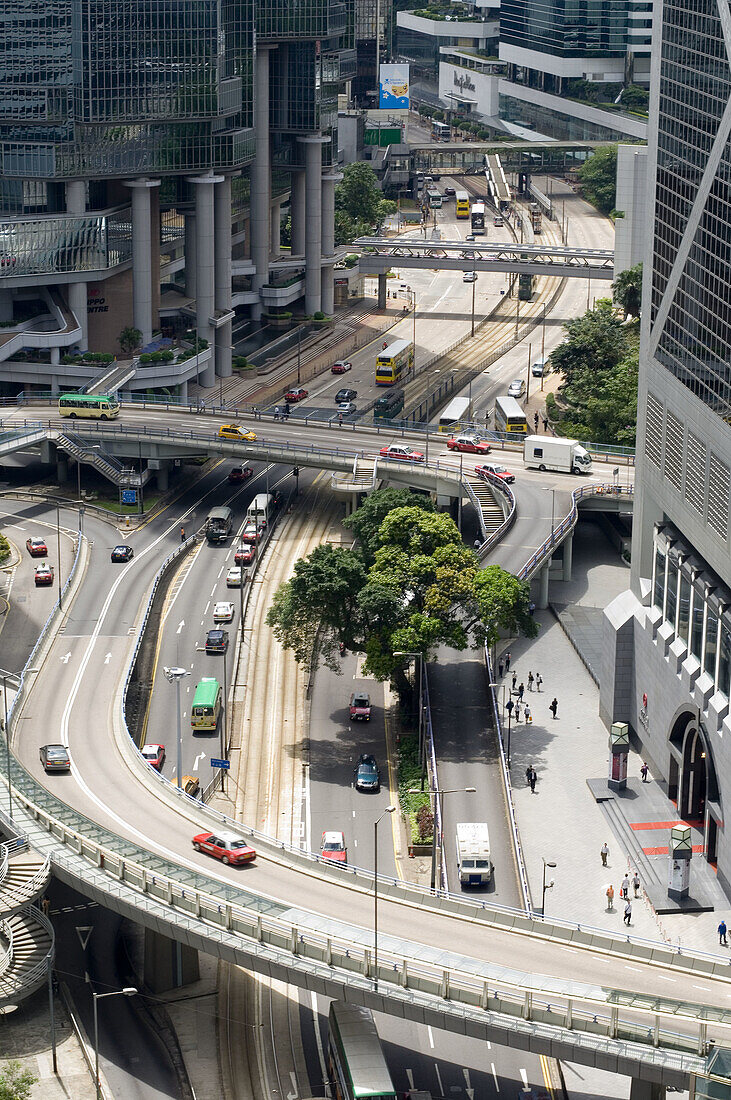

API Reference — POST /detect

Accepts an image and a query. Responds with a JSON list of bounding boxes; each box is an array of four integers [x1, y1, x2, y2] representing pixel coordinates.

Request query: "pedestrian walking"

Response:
[[621, 875, 630, 900], [528, 601, 536, 616], [498, 659, 504, 678], [512, 672, 517, 692], [527, 671, 534, 691], [180, 526, 186, 542], [518, 681, 525, 701], [719, 919, 728, 946], [474, 537, 481, 550], [606, 884, 614, 910], [542, 415, 548, 431], [514, 702, 522, 722], [549, 697, 558, 719], [338, 412, 343, 426], [41, 896, 50, 917], [600, 842, 609, 867], [533, 411, 539, 431], [505, 652, 511, 672], [536, 673, 543, 692], [632, 872, 640, 898], [640, 762, 649, 783], [524, 704, 532, 724], [526, 764, 537, 792], [624, 900, 632, 926], [505, 698, 514, 719]]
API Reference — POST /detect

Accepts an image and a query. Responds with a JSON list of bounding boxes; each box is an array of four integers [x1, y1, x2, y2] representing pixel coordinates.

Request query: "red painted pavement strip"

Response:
[[642, 844, 705, 855], [630, 819, 702, 831]]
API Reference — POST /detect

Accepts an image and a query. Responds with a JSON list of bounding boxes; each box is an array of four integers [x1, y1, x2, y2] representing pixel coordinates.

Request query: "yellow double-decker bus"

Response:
[[455, 190, 470, 219], [375, 339, 414, 386]]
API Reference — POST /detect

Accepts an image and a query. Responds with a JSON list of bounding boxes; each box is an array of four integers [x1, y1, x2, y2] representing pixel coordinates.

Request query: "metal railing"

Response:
[[0, 905, 54, 1001]]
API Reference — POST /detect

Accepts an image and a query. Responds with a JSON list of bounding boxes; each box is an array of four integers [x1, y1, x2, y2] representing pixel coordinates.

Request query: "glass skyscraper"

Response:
[[602, 0, 731, 893]]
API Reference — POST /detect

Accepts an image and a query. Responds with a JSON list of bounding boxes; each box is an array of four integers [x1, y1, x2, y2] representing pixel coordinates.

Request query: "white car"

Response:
[[462, 271, 477, 283], [337, 402, 356, 415], [226, 567, 244, 588], [507, 378, 526, 398], [213, 601, 235, 622]]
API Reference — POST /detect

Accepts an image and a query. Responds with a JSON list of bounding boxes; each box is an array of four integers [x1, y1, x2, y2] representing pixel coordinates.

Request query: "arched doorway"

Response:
[[680, 725, 707, 824], [668, 711, 721, 862]]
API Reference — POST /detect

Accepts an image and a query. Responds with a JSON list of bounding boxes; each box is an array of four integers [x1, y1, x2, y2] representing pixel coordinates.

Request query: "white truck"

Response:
[[523, 435, 592, 475], [456, 822, 492, 887]]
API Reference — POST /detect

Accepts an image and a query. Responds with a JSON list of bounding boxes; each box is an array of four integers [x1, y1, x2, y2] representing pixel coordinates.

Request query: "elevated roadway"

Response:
[[0, 409, 727, 1095], [356, 237, 614, 280]]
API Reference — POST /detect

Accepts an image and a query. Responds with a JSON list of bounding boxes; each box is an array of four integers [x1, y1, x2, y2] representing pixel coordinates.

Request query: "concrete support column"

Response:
[[144, 929, 199, 994], [538, 561, 550, 609], [377, 273, 387, 309], [156, 463, 169, 492], [0, 291, 13, 323], [563, 534, 573, 582], [66, 181, 88, 348], [298, 135, 330, 315], [629, 1081, 665, 1100], [178, 379, 188, 402], [56, 453, 68, 484], [321, 171, 341, 317], [50, 348, 60, 366], [270, 201, 281, 257], [187, 173, 223, 388], [125, 178, 161, 346], [291, 170, 306, 257], [184, 213, 197, 299], [251, 45, 276, 319], [321, 265, 335, 316], [214, 174, 233, 379]]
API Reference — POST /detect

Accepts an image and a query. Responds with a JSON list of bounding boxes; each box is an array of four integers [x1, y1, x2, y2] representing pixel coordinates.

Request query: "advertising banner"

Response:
[[379, 64, 410, 109]]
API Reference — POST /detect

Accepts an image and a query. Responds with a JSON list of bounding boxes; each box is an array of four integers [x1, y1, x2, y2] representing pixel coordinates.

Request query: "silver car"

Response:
[[507, 378, 526, 398]]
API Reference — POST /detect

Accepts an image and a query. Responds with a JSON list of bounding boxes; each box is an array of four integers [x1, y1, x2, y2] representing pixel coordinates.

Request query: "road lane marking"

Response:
[[433, 1063, 444, 1096], [427, 1025, 434, 1048], [520, 1068, 530, 1091], [491, 1064, 499, 1092]]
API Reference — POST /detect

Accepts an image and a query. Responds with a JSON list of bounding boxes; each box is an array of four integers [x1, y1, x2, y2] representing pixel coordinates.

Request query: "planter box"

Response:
[[408, 843, 432, 856]]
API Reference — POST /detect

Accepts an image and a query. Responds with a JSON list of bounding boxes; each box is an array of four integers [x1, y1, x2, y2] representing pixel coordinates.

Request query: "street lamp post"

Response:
[[373, 806, 395, 989], [542, 486, 556, 546], [541, 858, 557, 918], [540, 304, 547, 392], [470, 253, 476, 337], [163, 667, 189, 800], [56, 501, 62, 608], [93, 987, 137, 1098], [221, 645, 228, 794]]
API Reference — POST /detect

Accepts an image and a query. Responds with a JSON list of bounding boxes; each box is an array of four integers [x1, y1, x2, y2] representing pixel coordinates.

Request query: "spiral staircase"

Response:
[[0, 837, 53, 1005]]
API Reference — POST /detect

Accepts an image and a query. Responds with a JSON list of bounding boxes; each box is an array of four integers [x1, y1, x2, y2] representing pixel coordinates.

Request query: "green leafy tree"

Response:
[[471, 566, 540, 648], [336, 162, 382, 225], [549, 298, 627, 389], [619, 85, 649, 112], [578, 145, 618, 214], [118, 326, 142, 356], [344, 488, 435, 566], [376, 199, 397, 230], [612, 262, 643, 319], [0, 1061, 37, 1100]]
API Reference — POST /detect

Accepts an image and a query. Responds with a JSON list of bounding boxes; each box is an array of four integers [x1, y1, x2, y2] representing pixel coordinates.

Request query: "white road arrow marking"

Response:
[[463, 1069, 474, 1100], [286, 1071, 298, 1100], [104, 653, 111, 664], [177, 620, 185, 634], [193, 752, 206, 769], [60, 652, 71, 664]]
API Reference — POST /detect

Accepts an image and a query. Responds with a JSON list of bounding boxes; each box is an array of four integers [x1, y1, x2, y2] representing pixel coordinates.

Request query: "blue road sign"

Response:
[[121, 489, 137, 504], [211, 758, 230, 770]]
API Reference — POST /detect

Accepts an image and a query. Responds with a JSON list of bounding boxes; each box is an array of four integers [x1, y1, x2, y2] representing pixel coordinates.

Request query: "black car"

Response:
[[335, 388, 357, 403], [39, 744, 70, 772], [205, 628, 229, 653], [111, 544, 134, 563], [354, 753, 380, 792]]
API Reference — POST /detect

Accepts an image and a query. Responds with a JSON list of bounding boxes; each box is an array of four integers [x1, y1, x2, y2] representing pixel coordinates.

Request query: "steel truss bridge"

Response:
[[356, 237, 615, 280]]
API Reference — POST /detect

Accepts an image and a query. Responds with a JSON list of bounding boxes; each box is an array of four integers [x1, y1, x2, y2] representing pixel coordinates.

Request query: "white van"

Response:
[[456, 822, 492, 887]]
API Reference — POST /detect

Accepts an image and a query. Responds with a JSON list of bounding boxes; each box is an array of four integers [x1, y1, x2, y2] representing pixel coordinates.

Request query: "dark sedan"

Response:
[[39, 744, 70, 772], [111, 544, 134, 563], [354, 753, 380, 792]]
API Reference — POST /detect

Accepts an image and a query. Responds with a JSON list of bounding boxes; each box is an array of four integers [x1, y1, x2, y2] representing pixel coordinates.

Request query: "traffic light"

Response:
[[293, 467, 299, 477]]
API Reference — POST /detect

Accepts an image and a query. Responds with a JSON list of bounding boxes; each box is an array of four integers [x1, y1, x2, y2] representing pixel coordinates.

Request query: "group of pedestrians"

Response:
[[499, 653, 557, 725], [601, 844, 641, 924]]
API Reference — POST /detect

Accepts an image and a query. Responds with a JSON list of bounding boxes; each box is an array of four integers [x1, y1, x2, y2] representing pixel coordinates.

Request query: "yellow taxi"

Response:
[[218, 424, 257, 441]]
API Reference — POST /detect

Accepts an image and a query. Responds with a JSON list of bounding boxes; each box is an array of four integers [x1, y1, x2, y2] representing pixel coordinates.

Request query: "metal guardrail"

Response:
[[0, 905, 54, 1001], [0, 918, 14, 977], [484, 646, 531, 914]]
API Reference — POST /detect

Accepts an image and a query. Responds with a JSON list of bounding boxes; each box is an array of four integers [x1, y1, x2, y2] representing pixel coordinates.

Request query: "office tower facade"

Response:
[[601, 0, 731, 893], [0, 0, 353, 395]]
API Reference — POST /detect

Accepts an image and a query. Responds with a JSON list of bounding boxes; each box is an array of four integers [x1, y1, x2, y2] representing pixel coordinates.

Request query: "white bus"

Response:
[[431, 120, 450, 142], [438, 395, 472, 433], [246, 492, 274, 526], [426, 188, 442, 209]]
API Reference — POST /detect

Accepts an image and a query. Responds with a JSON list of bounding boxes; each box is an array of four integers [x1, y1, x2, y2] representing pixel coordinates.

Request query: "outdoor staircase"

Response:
[[469, 477, 508, 537], [0, 838, 53, 1005], [55, 431, 140, 488]]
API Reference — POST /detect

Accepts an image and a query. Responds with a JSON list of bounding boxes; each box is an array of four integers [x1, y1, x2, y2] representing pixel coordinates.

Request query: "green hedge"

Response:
[[0, 533, 9, 563], [397, 732, 432, 841]]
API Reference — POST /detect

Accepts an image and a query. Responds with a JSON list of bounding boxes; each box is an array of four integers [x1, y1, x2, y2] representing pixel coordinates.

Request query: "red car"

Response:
[[331, 360, 352, 374], [447, 435, 491, 455], [284, 386, 308, 402], [379, 443, 425, 462], [321, 831, 347, 863], [241, 522, 260, 544], [141, 743, 165, 771], [475, 463, 515, 484], [26, 537, 48, 557], [228, 465, 254, 483], [193, 831, 256, 865], [235, 543, 256, 565], [34, 563, 54, 587]]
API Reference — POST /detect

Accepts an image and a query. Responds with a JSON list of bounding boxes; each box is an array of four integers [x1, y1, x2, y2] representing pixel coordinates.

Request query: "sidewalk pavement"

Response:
[[501, 520, 730, 953]]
